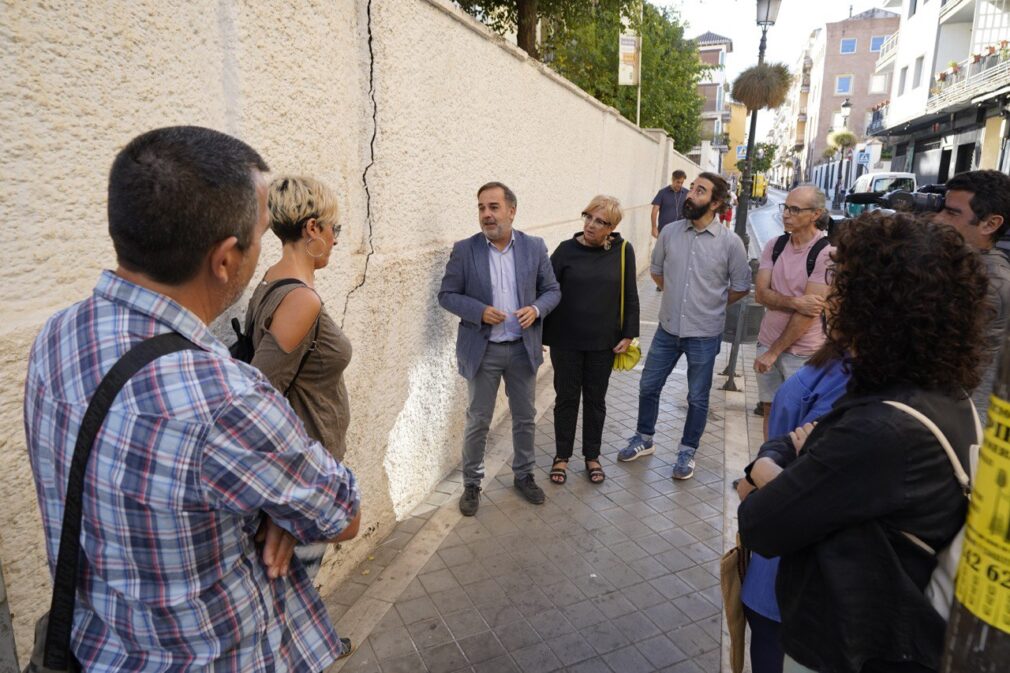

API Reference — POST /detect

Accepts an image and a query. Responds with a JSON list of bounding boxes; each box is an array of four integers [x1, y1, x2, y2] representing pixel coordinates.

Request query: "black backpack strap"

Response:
[[248, 279, 304, 332], [770, 234, 790, 266], [806, 237, 831, 278], [43, 333, 198, 669]]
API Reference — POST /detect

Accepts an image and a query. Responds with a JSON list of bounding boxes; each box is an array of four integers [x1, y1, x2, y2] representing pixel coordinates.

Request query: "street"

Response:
[[745, 187, 787, 257]]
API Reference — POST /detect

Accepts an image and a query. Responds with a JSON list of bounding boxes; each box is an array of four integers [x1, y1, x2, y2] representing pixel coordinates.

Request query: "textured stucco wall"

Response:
[[0, 0, 698, 660]]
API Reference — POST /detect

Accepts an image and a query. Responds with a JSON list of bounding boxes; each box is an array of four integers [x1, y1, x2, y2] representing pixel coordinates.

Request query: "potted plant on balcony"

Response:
[[987, 44, 998, 56], [948, 60, 961, 74], [937, 70, 947, 82], [972, 53, 983, 64], [731, 62, 793, 111]]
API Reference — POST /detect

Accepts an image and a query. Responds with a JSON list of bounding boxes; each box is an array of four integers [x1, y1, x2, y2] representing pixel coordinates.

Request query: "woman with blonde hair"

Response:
[[543, 195, 640, 484], [242, 175, 354, 582]]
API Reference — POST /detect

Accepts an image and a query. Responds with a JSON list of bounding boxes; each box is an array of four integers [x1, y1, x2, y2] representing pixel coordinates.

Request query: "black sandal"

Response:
[[585, 459, 606, 484], [550, 457, 568, 484]]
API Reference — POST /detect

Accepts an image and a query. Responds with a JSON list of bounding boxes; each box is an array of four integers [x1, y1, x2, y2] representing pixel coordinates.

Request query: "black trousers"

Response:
[[550, 347, 614, 460]]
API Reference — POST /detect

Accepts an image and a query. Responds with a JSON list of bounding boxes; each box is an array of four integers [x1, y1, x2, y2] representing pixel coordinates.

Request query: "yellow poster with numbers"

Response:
[[955, 394, 1010, 632]]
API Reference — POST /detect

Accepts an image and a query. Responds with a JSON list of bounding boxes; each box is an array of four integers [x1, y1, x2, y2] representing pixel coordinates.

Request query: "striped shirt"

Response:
[[487, 234, 522, 342], [24, 270, 359, 672]]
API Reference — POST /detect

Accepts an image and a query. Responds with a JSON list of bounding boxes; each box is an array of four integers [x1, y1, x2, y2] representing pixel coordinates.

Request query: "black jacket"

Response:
[[542, 232, 640, 351], [739, 384, 975, 673]]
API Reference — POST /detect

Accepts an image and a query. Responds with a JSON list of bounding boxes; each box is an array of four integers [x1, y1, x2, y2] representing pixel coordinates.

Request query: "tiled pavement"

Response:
[[327, 276, 765, 673]]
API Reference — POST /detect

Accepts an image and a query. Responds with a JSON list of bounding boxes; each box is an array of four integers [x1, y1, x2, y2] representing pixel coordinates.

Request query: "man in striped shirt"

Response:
[[24, 126, 360, 671]]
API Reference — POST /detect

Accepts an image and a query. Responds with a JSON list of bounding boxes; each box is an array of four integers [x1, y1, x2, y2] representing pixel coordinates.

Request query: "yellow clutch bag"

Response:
[[612, 240, 640, 371], [613, 338, 641, 371]]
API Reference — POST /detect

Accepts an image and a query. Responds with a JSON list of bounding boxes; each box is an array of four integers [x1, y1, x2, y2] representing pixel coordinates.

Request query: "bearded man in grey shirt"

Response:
[[618, 172, 751, 480]]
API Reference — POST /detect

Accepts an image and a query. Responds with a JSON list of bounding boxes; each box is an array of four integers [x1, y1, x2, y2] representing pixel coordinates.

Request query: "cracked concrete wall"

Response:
[[0, 0, 698, 661]]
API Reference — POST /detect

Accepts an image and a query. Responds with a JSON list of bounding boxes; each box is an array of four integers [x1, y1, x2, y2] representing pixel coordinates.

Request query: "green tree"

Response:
[[455, 0, 635, 59], [736, 142, 777, 174], [541, 3, 709, 150]]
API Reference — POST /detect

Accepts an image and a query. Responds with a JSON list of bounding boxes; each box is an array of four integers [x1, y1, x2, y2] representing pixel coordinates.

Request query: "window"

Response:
[[870, 35, 887, 52], [840, 38, 857, 54], [835, 75, 853, 95], [898, 66, 908, 95], [869, 73, 889, 94], [913, 55, 924, 88], [909, 0, 918, 18]]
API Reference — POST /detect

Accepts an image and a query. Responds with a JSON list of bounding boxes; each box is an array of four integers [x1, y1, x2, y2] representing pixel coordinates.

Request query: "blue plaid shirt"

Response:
[[24, 271, 360, 672]]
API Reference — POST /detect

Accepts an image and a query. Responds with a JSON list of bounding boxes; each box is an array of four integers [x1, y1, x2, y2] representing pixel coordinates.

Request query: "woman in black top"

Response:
[[543, 195, 640, 484], [737, 213, 988, 673]]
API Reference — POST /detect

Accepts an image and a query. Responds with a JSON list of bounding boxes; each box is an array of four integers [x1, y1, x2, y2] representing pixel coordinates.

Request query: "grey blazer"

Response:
[[438, 230, 561, 380]]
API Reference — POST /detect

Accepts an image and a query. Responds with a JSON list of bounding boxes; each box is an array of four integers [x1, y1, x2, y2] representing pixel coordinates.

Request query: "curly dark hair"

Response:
[[821, 211, 988, 395]]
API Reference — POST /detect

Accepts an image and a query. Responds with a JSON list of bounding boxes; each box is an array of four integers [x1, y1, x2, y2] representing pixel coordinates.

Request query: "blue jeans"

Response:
[[636, 327, 721, 449]]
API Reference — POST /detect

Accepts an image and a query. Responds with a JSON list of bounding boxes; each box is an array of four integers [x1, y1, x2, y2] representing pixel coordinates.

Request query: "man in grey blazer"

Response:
[[438, 182, 561, 516]]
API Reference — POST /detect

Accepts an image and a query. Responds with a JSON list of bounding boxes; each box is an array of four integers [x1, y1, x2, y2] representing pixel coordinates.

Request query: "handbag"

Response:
[[720, 533, 751, 673], [612, 239, 641, 371], [25, 333, 198, 672]]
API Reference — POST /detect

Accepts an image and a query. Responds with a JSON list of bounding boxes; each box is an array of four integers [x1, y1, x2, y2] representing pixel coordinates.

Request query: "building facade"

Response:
[[688, 32, 733, 174], [805, 8, 901, 193], [769, 41, 815, 188], [870, 0, 1010, 183]]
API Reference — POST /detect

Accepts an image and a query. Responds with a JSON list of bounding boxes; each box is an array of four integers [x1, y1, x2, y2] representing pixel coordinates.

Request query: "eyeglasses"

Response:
[[778, 204, 818, 216], [581, 212, 612, 228]]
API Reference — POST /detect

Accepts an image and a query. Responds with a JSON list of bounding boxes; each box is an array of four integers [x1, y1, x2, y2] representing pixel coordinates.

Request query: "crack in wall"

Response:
[[341, 0, 377, 329]]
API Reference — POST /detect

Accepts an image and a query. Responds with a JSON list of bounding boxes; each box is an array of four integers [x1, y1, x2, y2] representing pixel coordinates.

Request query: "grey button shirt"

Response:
[[651, 218, 751, 338]]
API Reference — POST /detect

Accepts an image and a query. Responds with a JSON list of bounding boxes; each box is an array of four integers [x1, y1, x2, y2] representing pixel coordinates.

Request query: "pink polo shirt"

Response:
[[757, 232, 833, 356]]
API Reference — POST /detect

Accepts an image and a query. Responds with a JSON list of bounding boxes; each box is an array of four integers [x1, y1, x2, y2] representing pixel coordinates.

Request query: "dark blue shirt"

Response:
[[651, 185, 687, 231]]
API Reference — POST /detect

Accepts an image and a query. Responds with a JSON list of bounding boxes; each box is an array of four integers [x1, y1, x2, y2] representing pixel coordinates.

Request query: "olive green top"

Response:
[[247, 278, 352, 460]]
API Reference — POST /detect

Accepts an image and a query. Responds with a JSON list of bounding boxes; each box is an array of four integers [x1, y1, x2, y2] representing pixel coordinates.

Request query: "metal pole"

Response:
[[721, 294, 751, 391], [636, 2, 643, 126], [0, 560, 18, 673], [732, 25, 769, 250]]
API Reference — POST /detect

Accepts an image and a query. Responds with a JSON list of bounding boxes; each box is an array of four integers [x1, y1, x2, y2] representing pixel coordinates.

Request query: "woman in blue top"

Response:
[[739, 354, 850, 673]]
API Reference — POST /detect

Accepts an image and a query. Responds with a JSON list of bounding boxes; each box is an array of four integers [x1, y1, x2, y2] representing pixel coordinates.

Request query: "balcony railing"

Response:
[[867, 105, 888, 136], [875, 32, 899, 71], [928, 50, 1010, 113]]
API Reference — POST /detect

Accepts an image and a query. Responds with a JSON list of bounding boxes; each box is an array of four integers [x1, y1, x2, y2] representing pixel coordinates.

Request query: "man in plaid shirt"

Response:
[[23, 126, 361, 671]]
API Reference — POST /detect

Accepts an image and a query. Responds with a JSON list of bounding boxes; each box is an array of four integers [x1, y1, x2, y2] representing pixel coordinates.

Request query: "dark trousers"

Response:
[[551, 347, 614, 461], [743, 604, 784, 673]]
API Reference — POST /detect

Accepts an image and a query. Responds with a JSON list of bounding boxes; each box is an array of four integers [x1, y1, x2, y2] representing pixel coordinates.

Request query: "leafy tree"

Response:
[[455, 0, 635, 59], [736, 142, 777, 174], [455, 1, 708, 149], [541, 3, 709, 150]]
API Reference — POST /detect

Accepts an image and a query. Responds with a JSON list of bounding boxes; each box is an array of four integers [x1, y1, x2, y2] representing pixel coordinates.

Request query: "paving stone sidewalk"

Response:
[[327, 275, 764, 673]]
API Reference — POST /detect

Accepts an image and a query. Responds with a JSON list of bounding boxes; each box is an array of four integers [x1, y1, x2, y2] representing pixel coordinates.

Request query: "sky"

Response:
[[656, 0, 891, 138]]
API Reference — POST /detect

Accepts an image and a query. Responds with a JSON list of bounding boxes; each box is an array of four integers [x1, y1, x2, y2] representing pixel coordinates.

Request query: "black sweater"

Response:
[[542, 232, 640, 351]]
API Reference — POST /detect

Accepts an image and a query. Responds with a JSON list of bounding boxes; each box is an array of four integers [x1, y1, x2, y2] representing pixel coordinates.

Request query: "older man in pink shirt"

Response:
[[753, 185, 833, 438]]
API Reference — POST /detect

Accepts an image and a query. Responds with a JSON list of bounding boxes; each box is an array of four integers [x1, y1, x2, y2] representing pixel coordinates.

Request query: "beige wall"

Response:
[[0, 0, 698, 659]]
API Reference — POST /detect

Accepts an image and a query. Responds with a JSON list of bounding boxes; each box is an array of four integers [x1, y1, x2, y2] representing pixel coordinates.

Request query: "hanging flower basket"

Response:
[[731, 63, 793, 111]]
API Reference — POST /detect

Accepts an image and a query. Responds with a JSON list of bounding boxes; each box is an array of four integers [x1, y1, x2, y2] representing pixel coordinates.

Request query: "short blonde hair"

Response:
[[268, 175, 340, 243], [582, 194, 623, 227]]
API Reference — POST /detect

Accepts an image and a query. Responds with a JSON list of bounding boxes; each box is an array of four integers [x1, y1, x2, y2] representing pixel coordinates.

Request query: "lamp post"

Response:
[[733, 0, 782, 250], [839, 97, 852, 214]]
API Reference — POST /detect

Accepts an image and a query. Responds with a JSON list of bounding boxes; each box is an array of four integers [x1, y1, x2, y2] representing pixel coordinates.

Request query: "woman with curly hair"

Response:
[[737, 212, 988, 673]]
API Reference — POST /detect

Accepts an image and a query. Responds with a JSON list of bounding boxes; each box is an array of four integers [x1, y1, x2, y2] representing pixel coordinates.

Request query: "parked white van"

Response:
[[844, 172, 917, 216]]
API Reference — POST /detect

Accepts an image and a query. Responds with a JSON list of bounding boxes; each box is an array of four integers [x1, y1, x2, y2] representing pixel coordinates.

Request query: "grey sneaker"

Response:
[[513, 474, 546, 505], [618, 434, 655, 462], [460, 484, 481, 516], [672, 448, 696, 480]]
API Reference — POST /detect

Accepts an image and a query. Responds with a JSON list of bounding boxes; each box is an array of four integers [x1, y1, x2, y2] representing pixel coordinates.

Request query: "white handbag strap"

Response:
[[886, 399, 980, 556], [883, 399, 980, 496]]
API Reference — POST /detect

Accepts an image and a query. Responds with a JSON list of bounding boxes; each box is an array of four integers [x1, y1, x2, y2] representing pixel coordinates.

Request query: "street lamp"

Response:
[[733, 0, 782, 249], [840, 98, 852, 212]]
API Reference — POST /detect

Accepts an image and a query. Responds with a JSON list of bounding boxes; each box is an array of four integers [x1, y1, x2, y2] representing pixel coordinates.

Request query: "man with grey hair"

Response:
[[753, 185, 834, 438]]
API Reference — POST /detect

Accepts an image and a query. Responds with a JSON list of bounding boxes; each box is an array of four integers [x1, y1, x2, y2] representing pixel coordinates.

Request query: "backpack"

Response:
[[770, 233, 831, 278], [885, 399, 982, 621], [229, 279, 303, 362]]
